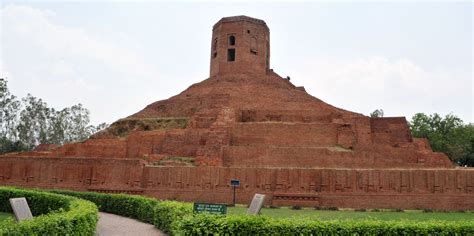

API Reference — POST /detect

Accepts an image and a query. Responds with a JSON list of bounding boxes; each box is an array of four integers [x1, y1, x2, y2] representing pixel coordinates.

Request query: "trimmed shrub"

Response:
[[49, 190, 157, 223], [153, 200, 192, 234], [0, 187, 98, 235], [45, 189, 474, 235], [50, 189, 192, 235], [177, 214, 474, 235]]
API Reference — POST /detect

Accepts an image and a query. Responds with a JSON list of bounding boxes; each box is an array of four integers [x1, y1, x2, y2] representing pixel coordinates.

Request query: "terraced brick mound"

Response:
[[1, 15, 472, 211]]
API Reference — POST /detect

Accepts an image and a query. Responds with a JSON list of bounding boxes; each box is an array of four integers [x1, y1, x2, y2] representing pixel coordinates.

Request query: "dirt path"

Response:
[[96, 212, 166, 236]]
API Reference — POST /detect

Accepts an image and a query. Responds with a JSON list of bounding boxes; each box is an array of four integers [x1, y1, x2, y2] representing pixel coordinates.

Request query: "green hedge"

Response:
[[48, 189, 474, 235], [50, 189, 192, 235], [178, 214, 474, 235], [153, 200, 192, 233], [0, 187, 98, 235]]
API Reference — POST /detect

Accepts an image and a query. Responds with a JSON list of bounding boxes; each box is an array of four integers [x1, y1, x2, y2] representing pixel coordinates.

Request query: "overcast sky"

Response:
[[1, 1, 472, 125]]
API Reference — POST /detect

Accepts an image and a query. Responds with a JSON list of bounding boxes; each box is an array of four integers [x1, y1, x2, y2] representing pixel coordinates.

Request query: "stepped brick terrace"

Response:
[[1, 16, 472, 210]]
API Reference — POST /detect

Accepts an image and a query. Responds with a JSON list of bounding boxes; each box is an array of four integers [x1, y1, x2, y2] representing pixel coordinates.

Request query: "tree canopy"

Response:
[[0, 78, 107, 154], [409, 113, 473, 167]]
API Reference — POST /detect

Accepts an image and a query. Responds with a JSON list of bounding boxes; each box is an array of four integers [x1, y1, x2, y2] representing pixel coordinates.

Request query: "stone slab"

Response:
[[9, 197, 33, 222], [247, 193, 265, 215]]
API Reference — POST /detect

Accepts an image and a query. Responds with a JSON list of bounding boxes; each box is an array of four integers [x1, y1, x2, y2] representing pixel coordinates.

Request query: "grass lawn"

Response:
[[228, 206, 474, 222]]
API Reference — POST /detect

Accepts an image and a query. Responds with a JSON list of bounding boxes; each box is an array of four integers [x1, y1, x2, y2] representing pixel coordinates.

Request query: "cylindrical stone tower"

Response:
[[210, 16, 270, 77]]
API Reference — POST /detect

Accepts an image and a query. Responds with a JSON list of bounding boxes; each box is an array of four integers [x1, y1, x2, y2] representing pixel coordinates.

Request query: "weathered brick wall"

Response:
[[143, 166, 474, 210], [231, 123, 338, 147], [126, 131, 166, 158], [240, 109, 336, 123], [0, 156, 144, 191], [223, 146, 424, 168], [1, 157, 472, 210], [148, 130, 204, 158], [15, 113, 449, 171], [370, 117, 413, 145], [210, 16, 270, 77], [52, 139, 127, 158]]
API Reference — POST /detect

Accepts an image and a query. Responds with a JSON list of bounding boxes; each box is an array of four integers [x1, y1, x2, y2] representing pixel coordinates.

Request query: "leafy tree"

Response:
[[370, 109, 384, 118], [67, 104, 93, 142], [17, 94, 52, 149], [0, 137, 27, 154], [409, 113, 473, 167], [0, 78, 108, 154], [447, 124, 474, 166], [0, 78, 21, 140], [48, 107, 69, 145]]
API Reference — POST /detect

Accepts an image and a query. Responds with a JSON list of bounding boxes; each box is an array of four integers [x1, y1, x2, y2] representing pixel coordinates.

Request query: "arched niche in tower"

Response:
[[229, 35, 236, 46], [250, 36, 258, 55]]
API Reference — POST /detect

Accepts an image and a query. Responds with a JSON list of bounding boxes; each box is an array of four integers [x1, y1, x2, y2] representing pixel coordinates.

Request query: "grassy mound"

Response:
[[94, 117, 188, 138]]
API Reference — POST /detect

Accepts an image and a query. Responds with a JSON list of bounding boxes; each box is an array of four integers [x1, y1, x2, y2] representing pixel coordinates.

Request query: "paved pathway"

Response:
[[96, 212, 165, 236]]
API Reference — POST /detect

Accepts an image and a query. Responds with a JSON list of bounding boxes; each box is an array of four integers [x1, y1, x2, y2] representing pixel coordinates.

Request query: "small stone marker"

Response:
[[247, 193, 265, 215], [9, 197, 33, 222], [193, 203, 227, 215]]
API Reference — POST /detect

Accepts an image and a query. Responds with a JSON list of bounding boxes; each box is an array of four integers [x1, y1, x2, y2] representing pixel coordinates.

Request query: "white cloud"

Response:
[[0, 5, 167, 124], [293, 57, 472, 122], [1, 5, 154, 78]]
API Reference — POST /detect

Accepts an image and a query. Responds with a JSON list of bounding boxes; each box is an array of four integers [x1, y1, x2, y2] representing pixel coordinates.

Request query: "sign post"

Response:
[[230, 179, 240, 206]]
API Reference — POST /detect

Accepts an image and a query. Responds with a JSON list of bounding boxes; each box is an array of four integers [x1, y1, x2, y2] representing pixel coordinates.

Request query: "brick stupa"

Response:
[[1, 16, 472, 210]]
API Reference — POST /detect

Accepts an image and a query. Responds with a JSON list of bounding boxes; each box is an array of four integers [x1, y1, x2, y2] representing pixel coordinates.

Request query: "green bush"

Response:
[[178, 214, 474, 235], [0, 187, 98, 235], [46, 189, 474, 235], [49, 190, 156, 223], [50, 189, 192, 235], [153, 200, 193, 233]]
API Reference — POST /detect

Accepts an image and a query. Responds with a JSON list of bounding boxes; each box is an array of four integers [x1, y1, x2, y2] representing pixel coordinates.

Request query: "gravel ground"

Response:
[[96, 212, 166, 236]]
